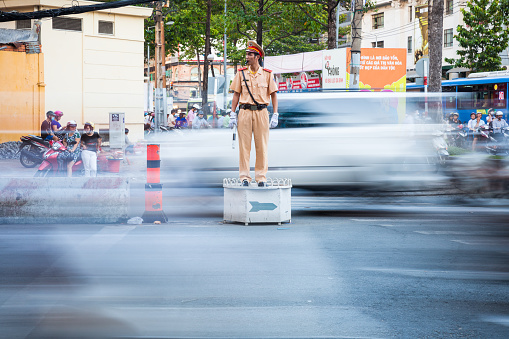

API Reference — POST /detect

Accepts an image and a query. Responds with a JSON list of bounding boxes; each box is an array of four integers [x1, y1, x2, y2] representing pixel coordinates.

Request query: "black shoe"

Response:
[[242, 180, 249, 187], [257, 181, 266, 187]]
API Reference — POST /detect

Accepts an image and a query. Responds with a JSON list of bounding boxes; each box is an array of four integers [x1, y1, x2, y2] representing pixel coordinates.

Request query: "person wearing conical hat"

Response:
[[229, 40, 279, 187]]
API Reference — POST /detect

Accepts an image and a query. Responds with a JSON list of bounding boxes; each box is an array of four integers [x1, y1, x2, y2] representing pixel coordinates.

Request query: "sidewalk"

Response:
[[0, 153, 147, 179]]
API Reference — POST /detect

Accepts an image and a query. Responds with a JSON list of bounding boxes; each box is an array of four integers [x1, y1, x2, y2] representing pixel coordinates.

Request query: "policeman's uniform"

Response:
[[229, 41, 278, 183]]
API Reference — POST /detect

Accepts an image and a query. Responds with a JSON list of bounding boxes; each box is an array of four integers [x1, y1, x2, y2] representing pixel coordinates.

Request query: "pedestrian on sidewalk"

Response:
[[81, 121, 102, 177]]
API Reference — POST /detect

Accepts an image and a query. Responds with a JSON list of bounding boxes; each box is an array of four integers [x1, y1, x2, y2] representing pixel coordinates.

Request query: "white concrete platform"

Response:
[[223, 178, 292, 226]]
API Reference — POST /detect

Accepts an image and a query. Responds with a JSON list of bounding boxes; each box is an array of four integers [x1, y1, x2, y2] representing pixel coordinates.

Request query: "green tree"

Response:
[[226, 0, 326, 57], [445, 0, 509, 72]]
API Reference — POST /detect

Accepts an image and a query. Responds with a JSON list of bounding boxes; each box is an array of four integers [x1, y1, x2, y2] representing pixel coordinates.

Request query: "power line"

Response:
[[0, 0, 156, 22]]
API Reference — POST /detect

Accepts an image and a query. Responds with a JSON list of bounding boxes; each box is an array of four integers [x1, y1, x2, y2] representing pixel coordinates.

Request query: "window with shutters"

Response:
[[16, 20, 31, 30], [372, 13, 384, 29], [52, 17, 82, 32], [444, 29, 453, 48], [98, 21, 114, 35]]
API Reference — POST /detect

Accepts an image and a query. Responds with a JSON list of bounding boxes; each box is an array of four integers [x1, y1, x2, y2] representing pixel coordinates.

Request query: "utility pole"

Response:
[[154, 0, 165, 132], [202, 0, 212, 116], [349, 0, 363, 90], [223, 0, 228, 110], [428, 0, 444, 122]]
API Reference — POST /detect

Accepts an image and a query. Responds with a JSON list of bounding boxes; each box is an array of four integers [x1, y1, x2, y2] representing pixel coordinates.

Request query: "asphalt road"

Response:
[[1, 197, 509, 338]]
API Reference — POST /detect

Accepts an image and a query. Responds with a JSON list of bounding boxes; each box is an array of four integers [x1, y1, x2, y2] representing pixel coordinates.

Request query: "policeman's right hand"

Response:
[[229, 112, 237, 129]]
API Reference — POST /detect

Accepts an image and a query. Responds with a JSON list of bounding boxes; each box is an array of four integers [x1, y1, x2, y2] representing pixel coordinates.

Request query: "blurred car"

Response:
[[157, 91, 439, 191]]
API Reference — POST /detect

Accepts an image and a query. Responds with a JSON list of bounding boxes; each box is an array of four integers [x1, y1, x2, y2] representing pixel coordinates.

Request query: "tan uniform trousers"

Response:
[[238, 108, 269, 183]]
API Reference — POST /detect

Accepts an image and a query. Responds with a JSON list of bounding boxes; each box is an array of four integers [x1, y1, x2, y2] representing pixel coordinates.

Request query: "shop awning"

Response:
[[406, 70, 419, 79], [265, 50, 323, 74], [446, 67, 470, 74]]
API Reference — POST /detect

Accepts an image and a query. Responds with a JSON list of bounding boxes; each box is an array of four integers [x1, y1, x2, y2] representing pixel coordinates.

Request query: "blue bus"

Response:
[[406, 73, 509, 123]]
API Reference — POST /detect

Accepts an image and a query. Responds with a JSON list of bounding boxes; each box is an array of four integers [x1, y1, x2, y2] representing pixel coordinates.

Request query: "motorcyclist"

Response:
[[450, 112, 461, 126], [492, 111, 508, 142], [192, 111, 210, 129], [187, 104, 200, 128], [51, 111, 64, 131], [41, 111, 56, 141], [468, 112, 486, 151], [59, 120, 81, 177]]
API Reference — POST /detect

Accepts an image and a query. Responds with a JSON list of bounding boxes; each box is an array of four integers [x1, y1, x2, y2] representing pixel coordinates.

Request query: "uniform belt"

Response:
[[239, 104, 267, 111]]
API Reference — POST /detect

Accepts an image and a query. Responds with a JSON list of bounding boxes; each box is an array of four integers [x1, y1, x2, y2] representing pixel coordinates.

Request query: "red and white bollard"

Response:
[[142, 144, 167, 223]]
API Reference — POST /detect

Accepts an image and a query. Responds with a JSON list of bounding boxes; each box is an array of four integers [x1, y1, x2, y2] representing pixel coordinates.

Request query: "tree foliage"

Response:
[[445, 0, 509, 72]]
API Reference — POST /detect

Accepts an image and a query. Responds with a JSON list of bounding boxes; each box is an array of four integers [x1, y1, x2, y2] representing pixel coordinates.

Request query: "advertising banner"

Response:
[[322, 48, 347, 89], [346, 48, 407, 92], [277, 71, 321, 92]]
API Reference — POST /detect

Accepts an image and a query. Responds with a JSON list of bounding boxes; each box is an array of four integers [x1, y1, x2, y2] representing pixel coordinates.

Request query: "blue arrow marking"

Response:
[[249, 201, 277, 212]]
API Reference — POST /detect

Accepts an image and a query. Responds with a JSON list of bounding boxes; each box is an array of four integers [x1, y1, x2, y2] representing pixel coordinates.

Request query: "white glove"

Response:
[[229, 112, 237, 129], [270, 112, 279, 129]]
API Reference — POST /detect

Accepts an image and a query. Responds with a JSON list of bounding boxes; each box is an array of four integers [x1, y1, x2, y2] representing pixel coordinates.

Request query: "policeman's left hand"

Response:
[[270, 112, 279, 129]]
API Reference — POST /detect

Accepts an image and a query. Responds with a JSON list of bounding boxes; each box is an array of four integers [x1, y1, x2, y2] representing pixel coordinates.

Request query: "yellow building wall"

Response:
[[0, 51, 45, 143]]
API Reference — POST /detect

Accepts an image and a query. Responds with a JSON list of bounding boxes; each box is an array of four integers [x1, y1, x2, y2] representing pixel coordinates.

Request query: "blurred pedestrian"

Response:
[[124, 128, 134, 154], [81, 121, 101, 177]]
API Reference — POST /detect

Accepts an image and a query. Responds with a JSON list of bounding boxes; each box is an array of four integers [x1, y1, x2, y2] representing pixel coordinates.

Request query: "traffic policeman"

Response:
[[229, 40, 278, 187]]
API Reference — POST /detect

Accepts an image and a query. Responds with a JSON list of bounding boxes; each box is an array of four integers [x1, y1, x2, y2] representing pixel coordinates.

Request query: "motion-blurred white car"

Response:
[[157, 92, 438, 191]]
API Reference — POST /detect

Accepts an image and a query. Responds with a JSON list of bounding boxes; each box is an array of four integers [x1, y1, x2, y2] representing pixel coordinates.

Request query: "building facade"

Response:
[[147, 54, 237, 110], [361, 0, 509, 80], [0, 0, 152, 141]]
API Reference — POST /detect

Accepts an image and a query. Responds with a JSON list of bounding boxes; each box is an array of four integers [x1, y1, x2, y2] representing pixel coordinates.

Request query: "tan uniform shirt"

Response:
[[230, 66, 278, 105]]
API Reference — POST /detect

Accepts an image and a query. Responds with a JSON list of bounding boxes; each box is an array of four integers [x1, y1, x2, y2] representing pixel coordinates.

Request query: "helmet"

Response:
[[496, 111, 504, 116], [452, 112, 459, 116], [67, 120, 77, 127], [193, 104, 201, 109], [54, 110, 63, 117], [125, 128, 129, 133], [46, 111, 55, 118], [84, 121, 94, 129]]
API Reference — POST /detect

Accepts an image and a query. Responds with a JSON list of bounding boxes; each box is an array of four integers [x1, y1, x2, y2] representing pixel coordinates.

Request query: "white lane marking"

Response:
[[361, 267, 509, 280], [451, 240, 474, 245], [481, 315, 509, 327], [415, 231, 471, 235]]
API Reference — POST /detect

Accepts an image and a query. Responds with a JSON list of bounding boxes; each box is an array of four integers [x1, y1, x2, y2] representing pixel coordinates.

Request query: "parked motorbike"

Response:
[[486, 127, 509, 156], [19, 131, 67, 168], [445, 124, 468, 148], [476, 125, 492, 151], [34, 140, 83, 177], [430, 130, 449, 172], [19, 135, 50, 168]]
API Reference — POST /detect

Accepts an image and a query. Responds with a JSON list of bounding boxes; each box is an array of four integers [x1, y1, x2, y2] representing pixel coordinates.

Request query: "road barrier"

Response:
[[142, 144, 167, 223], [0, 177, 129, 224]]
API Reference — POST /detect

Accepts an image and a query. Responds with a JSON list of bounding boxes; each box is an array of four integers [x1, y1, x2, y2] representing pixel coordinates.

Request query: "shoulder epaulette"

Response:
[[238, 67, 247, 71], [263, 68, 272, 73]]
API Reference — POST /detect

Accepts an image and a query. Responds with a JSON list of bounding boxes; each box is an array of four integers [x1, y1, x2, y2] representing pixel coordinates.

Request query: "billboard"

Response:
[[277, 71, 321, 92], [346, 48, 407, 92], [322, 48, 347, 89]]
